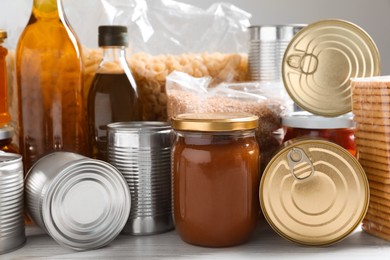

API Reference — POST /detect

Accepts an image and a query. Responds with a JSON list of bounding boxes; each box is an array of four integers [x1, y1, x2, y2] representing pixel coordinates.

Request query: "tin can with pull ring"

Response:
[[260, 139, 369, 246]]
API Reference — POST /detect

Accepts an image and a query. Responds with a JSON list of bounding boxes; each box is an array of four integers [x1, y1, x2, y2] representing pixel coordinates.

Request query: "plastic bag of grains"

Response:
[[166, 71, 289, 171]]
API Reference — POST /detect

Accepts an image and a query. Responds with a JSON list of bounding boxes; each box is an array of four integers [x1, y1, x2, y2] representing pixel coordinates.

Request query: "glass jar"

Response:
[[0, 29, 10, 128], [282, 111, 356, 156], [171, 112, 260, 247]]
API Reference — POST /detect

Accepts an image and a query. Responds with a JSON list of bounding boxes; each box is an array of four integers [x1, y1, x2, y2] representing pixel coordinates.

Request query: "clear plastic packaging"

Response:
[[351, 76, 390, 241]]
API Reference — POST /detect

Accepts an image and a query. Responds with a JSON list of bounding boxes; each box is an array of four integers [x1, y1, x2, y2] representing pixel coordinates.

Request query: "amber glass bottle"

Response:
[[88, 26, 143, 160], [16, 0, 89, 172]]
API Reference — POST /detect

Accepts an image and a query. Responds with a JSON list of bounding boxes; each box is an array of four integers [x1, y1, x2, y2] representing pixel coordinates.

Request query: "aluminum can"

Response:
[[282, 19, 380, 117], [260, 139, 369, 246], [248, 24, 305, 82], [107, 122, 173, 235], [25, 152, 130, 251], [0, 152, 25, 254]]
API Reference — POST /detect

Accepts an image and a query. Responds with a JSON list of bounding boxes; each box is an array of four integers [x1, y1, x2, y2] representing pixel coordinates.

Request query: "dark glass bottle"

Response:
[[88, 25, 143, 160]]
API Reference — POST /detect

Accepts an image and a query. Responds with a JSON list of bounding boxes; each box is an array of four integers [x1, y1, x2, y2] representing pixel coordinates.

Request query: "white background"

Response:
[[1, 0, 389, 74]]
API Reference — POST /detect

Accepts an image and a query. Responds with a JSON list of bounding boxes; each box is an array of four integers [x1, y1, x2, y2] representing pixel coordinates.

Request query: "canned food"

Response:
[[282, 111, 356, 156], [248, 24, 305, 82], [107, 122, 173, 235], [282, 19, 380, 117], [260, 139, 369, 246], [25, 152, 130, 251], [0, 152, 25, 254], [171, 112, 259, 247]]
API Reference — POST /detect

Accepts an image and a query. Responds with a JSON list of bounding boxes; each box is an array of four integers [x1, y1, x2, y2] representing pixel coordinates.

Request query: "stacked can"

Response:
[[0, 153, 25, 254], [248, 25, 305, 82], [107, 122, 173, 235]]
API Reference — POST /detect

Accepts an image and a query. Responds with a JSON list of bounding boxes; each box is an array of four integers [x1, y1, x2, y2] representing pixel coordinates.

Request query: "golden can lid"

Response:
[[282, 19, 380, 117], [0, 30, 7, 43], [171, 112, 258, 132], [260, 139, 369, 246]]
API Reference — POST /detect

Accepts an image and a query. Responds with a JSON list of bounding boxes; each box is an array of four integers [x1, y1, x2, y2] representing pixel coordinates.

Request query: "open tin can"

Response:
[[25, 152, 131, 251], [260, 139, 369, 246]]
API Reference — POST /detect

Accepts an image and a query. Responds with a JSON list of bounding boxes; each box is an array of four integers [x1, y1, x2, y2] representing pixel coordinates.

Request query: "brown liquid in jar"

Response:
[[172, 131, 259, 247]]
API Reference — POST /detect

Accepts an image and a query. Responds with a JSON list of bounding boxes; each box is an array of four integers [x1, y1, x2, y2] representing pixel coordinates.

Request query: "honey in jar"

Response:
[[282, 111, 356, 156], [171, 112, 260, 247]]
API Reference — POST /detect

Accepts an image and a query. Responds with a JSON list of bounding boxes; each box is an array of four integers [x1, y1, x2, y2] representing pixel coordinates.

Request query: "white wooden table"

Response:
[[2, 223, 390, 260]]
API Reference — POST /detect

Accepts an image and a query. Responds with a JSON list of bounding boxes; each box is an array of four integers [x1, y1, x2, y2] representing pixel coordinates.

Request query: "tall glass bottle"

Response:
[[88, 25, 143, 160], [16, 0, 89, 172]]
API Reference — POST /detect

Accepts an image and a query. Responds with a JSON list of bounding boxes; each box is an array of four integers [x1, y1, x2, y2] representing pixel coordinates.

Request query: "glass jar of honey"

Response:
[[171, 112, 260, 247], [282, 111, 356, 156]]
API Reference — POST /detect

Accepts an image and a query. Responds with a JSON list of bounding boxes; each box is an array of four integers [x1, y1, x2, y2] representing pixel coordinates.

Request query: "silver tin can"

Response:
[[248, 24, 306, 82], [0, 152, 25, 254], [25, 152, 130, 251], [107, 122, 173, 235]]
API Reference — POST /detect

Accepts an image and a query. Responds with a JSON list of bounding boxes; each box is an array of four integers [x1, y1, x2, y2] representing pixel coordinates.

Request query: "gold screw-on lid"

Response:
[[0, 30, 7, 43], [282, 19, 380, 117], [171, 112, 258, 132], [260, 139, 369, 246]]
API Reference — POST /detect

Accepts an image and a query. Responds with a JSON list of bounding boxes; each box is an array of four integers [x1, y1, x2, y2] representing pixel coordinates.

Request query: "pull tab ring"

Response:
[[287, 147, 315, 180]]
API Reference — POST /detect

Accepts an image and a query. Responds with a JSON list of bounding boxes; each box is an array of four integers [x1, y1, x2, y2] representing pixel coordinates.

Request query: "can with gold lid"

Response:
[[171, 112, 260, 247], [282, 19, 380, 117], [260, 139, 369, 246]]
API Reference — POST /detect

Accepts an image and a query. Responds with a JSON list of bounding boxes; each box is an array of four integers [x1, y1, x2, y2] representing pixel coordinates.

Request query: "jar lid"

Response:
[[0, 30, 7, 43], [260, 139, 369, 246], [282, 111, 354, 129], [171, 112, 258, 132], [282, 19, 380, 117], [98, 25, 128, 47], [0, 126, 14, 140]]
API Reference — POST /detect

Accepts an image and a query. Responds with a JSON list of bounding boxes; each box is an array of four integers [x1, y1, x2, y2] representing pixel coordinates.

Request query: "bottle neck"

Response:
[[32, 0, 61, 19], [102, 47, 126, 62], [98, 46, 128, 74]]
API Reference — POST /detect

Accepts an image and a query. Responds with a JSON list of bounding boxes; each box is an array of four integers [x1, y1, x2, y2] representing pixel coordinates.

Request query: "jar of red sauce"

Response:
[[282, 112, 356, 156], [171, 112, 260, 247]]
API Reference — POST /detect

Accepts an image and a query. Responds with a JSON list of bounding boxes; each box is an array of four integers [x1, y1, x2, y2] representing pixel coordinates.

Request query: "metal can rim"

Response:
[[282, 19, 381, 117], [260, 139, 369, 246]]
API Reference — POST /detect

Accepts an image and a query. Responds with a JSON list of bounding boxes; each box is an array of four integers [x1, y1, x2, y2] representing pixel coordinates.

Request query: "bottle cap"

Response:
[[98, 25, 128, 47]]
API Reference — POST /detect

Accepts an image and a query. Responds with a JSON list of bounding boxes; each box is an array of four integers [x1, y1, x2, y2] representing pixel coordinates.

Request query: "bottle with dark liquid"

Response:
[[88, 25, 143, 160]]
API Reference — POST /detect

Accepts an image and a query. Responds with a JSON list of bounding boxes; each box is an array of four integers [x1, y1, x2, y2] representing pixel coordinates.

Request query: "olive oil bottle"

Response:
[[88, 26, 143, 160]]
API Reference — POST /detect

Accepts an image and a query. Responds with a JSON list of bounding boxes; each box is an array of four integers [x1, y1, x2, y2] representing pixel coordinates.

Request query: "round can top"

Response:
[[41, 158, 131, 251], [108, 121, 171, 132], [0, 125, 14, 140], [282, 19, 380, 117], [248, 24, 306, 41], [171, 112, 259, 132], [260, 139, 369, 246], [282, 111, 354, 129]]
